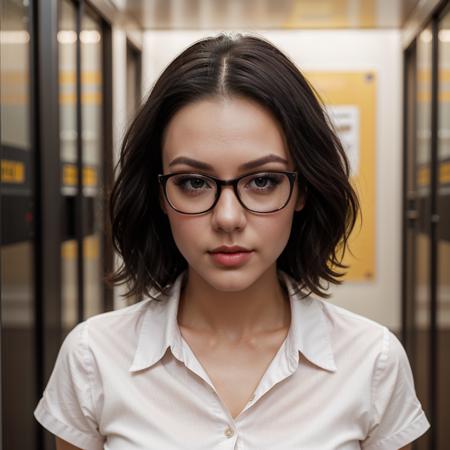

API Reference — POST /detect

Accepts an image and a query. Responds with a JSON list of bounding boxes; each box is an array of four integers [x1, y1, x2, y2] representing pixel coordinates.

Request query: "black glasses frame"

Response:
[[157, 170, 298, 214]]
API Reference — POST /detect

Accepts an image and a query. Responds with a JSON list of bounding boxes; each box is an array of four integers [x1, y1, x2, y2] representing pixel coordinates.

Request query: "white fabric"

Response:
[[34, 270, 430, 450]]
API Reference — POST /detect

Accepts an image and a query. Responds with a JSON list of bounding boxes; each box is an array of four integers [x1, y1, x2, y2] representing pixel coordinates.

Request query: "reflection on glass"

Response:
[[404, 48, 417, 364], [414, 26, 433, 450], [0, 0, 37, 448], [126, 43, 141, 121], [437, 9, 450, 449], [81, 12, 103, 319], [59, 0, 78, 335]]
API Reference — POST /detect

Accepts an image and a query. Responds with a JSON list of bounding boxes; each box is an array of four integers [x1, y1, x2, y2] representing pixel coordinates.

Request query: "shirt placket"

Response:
[[172, 336, 242, 448], [241, 334, 299, 415], [178, 332, 299, 450]]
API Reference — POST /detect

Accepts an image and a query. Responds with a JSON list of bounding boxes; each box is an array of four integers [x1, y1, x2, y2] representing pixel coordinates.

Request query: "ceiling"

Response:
[[109, 0, 420, 30]]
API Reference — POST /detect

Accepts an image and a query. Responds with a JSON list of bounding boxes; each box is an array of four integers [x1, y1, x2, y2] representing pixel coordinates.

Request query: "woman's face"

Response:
[[160, 95, 304, 292]]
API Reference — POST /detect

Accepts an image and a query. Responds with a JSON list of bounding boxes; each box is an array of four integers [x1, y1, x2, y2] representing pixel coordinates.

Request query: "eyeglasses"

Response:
[[158, 170, 298, 214]]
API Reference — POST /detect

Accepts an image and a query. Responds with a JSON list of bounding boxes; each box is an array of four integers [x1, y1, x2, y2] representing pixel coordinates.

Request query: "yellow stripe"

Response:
[[1, 70, 100, 84], [440, 161, 450, 183], [59, 71, 101, 84], [61, 236, 99, 260], [417, 161, 450, 185], [282, 0, 376, 28], [1, 160, 25, 183], [417, 166, 430, 186], [63, 164, 98, 187], [59, 92, 102, 105]]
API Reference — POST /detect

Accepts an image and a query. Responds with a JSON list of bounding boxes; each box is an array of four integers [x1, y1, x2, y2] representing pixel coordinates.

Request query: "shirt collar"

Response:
[[129, 270, 187, 372], [279, 270, 337, 372], [129, 270, 336, 373]]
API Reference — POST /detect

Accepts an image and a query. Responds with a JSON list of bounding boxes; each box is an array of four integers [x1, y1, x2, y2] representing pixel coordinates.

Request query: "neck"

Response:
[[177, 266, 291, 343]]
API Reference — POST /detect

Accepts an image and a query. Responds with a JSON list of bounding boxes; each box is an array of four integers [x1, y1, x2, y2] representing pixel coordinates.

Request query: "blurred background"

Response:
[[1, 0, 449, 449]]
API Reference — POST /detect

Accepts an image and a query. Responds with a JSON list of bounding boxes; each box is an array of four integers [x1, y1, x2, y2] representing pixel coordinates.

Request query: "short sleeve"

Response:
[[34, 321, 105, 450], [361, 328, 430, 450]]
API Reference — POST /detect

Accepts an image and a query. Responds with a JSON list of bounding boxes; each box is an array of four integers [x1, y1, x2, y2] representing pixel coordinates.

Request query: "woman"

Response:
[[34, 33, 430, 449]]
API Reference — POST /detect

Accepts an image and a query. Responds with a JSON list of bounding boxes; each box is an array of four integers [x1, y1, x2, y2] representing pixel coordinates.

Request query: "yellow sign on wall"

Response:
[[305, 71, 376, 281]]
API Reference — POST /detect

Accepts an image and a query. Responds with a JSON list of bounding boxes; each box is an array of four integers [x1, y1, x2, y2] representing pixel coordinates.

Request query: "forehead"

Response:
[[161, 96, 293, 171]]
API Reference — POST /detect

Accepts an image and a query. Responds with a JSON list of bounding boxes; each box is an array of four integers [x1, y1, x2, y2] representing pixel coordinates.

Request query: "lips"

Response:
[[208, 245, 254, 267], [209, 245, 251, 254]]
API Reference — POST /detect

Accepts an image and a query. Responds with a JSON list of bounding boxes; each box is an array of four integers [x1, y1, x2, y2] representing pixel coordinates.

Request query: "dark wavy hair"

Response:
[[107, 32, 361, 301]]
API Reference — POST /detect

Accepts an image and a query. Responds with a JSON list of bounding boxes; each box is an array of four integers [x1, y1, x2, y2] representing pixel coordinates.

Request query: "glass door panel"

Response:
[[413, 26, 433, 450], [59, 0, 79, 336], [81, 11, 103, 318], [0, 0, 37, 448], [126, 42, 141, 121], [404, 45, 417, 360], [437, 7, 450, 449]]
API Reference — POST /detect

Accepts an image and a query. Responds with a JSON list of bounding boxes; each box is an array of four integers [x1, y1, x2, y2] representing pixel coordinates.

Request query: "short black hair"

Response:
[[107, 32, 360, 301]]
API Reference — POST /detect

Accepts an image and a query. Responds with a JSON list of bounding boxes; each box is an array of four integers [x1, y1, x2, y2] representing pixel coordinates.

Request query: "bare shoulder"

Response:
[[55, 437, 83, 450]]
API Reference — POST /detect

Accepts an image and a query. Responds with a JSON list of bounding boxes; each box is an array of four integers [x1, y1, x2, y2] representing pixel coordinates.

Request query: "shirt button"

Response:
[[224, 426, 234, 438]]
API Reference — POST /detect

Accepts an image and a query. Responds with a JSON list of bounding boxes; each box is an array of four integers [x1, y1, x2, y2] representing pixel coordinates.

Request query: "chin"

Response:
[[194, 264, 269, 293]]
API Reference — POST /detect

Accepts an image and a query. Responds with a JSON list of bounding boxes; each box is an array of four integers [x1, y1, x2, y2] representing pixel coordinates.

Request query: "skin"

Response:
[[54, 96, 415, 450]]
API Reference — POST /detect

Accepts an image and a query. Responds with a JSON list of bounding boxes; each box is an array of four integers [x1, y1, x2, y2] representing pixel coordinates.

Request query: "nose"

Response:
[[210, 185, 247, 232]]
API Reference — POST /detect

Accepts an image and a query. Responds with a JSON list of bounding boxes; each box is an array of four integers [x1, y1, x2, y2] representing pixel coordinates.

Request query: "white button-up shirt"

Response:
[[34, 270, 430, 449]]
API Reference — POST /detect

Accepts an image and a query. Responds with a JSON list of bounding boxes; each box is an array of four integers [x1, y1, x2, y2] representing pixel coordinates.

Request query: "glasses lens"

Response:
[[164, 172, 293, 213], [165, 174, 217, 213], [237, 172, 291, 212]]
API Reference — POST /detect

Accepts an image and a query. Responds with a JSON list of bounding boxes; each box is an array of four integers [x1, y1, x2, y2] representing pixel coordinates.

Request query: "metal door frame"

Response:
[[31, 0, 113, 447], [401, 1, 450, 448]]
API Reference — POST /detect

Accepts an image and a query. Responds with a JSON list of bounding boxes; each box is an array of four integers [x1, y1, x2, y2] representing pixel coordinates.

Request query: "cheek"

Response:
[[259, 187, 297, 243]]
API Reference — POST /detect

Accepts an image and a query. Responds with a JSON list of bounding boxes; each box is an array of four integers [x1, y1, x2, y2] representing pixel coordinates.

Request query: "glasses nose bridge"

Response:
[[214, 177, 242, 205], [219, 177, 238, 187]]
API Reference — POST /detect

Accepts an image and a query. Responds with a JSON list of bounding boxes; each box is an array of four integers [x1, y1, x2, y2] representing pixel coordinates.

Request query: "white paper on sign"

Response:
[[325, 105, 360, 177]]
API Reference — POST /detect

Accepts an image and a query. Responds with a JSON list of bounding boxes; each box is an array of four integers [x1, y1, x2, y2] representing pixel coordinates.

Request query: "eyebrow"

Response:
[[168, 154, 289, 171]]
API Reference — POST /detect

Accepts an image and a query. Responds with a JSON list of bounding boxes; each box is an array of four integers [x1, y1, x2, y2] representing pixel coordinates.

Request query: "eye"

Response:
[[172, 175, 214, 192], [253, 176, 271, 188], [245, 173, 284, 191]]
